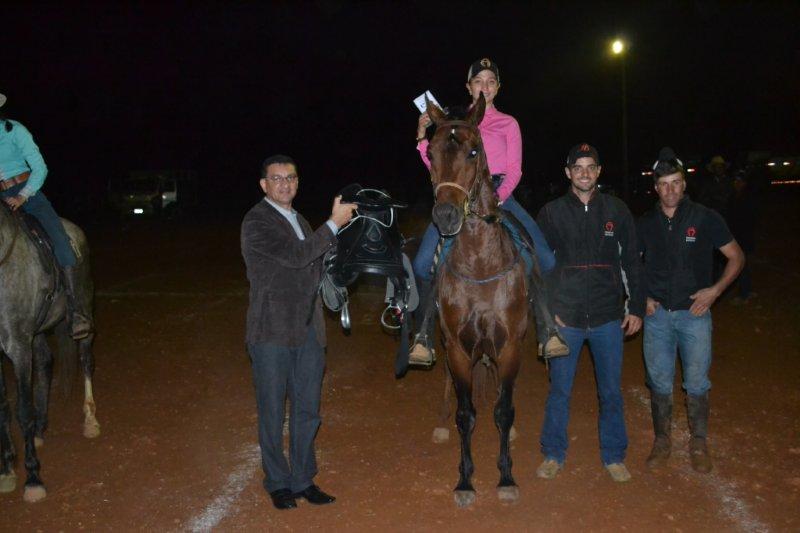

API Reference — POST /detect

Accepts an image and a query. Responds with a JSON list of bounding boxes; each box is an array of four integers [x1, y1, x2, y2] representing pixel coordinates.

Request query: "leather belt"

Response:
[[0, 171, 30, 192]]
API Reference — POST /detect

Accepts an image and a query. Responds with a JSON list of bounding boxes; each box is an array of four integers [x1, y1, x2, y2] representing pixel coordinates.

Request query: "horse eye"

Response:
[[468, 149, 478, 159]]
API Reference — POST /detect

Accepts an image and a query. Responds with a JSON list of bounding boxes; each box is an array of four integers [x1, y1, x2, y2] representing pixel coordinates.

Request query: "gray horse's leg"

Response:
[[78, 334, 100, 438], [0, 354, 18, 493], [11, 346, 47, 502], [32, 334, 53, 448]]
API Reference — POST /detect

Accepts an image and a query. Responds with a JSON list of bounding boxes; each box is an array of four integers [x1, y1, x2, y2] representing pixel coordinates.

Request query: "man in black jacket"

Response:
[[241, 154, 355, 509], [536, 144, 644, 482], [638, 148, 744, 474]]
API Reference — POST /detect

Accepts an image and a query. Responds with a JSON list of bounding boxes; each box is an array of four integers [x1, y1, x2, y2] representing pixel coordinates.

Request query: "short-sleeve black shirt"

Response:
[[638, 197, 733, 310]]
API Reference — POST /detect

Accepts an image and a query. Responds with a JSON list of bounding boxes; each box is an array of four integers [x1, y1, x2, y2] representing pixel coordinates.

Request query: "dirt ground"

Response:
[[2, 191, 799, 532]]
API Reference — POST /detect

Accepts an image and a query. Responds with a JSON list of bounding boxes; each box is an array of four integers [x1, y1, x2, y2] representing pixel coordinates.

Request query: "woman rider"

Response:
[[409, 58, 565, 364], [0, 93, 91, 339]]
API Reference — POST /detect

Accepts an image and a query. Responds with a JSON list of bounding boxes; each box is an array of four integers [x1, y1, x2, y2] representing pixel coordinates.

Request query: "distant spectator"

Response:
[[727, 172, 758, 303], [698, 155, 734, 218]]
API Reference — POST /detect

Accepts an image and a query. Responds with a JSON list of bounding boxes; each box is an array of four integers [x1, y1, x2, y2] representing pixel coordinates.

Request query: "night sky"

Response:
[[4, 1, 798, 217]]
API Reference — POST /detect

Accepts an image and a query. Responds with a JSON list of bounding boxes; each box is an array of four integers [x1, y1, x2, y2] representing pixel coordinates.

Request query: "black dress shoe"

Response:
[[269, 488, 297, 510], [293, 484, 336, 505]]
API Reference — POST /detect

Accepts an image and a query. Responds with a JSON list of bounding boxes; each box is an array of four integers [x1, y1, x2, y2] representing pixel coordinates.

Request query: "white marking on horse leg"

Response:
[[0, 472, 17, 493], [23, 484, 46, 503], [186, 443, 261, 532], [83, 377, 100, 438]]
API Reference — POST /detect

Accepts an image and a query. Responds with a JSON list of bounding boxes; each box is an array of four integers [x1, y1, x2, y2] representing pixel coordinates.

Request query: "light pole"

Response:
[[611, 39, 629, 200]]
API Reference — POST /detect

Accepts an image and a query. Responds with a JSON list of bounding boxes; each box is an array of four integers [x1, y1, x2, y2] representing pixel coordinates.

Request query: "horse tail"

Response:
[[52, 320, 78, 398]]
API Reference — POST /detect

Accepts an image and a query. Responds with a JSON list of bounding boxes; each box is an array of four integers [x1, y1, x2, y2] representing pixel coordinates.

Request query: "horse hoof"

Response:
[[509, 425, 519, 442], [83, 419, 101, 439], [34, 436, 44, 449], [453, 490, 475, 508], [0, 473, 17, 493], [497, 485, 519, 502], [23, 484, 46, 503], [432, 427, 450, 444]]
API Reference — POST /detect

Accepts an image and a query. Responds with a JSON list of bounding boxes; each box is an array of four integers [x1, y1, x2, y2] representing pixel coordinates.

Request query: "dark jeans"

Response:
[[248, 327, 325, 493], [0, 182, 76, 267], [540, 320, 627, 465]]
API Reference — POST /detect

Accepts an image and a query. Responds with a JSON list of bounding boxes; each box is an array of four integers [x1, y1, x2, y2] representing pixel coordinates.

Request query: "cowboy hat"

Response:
[[706, 155, 729, 171]]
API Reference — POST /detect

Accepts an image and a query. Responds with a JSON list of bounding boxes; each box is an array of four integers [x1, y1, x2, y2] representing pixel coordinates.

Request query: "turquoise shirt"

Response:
[[0, 120, 48, 198]]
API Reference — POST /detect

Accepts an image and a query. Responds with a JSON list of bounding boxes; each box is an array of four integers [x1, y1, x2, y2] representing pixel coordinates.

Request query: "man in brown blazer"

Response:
[[241, 154, 355, 510]]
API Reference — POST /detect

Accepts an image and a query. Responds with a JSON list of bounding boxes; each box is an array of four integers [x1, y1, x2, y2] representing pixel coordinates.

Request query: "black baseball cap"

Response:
[[467, 58, 500, 83], [566, 143, 600, 166]]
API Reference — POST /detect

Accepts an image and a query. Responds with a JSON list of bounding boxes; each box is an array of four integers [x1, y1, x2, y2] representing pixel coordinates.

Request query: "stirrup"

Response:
[[409, 334, 435, 367]]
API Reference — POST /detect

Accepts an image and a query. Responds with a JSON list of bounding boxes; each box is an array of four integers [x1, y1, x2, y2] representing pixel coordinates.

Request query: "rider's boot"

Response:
[[409, 276, 435, 366], [646, 393, 672, 469], [63, 266, 93, 340], [530, 270, 569, 359], [687, 392, 713, 473]]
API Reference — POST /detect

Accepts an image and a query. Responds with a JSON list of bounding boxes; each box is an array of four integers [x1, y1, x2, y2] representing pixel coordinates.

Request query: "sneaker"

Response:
[[605, 462, 632, 482], [536, 458, 562, 479]]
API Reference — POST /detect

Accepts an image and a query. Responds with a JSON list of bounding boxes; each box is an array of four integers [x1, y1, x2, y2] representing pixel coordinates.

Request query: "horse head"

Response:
[[426, 94, 492, 236]]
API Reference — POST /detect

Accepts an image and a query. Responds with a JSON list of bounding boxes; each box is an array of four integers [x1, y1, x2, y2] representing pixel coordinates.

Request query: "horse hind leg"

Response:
[[32, 334, 53, 449], [78, 335, 100, 439], [0, 355, 18, 493], [452, 365, 477, 508]]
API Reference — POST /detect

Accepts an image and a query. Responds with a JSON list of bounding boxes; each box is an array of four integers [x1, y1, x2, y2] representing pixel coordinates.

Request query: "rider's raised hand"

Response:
[[417, 112, 431, 141], [330, 195, 357, 228]]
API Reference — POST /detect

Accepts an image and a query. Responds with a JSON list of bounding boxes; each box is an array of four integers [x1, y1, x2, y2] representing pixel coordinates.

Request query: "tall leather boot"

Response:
[[645, 393, 672, 468], [409, 277, 435, 366], [63, 266, 93, 340], [687, 393, 713, 473]]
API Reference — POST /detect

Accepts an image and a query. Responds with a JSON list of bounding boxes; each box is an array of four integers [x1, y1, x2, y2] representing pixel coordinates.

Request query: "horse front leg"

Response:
[[32, 334, 53, 448], [0, 355, 17, 494], [78, 334, 100, 439], [495, 380, 518, 502], [432, 358, 452, 443], [451, 352, 477, 508], [11, 347, 46, 502]]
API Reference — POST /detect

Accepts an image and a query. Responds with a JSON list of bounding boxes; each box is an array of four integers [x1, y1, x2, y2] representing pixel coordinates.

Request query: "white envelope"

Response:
[[413, 90, 442, 113]]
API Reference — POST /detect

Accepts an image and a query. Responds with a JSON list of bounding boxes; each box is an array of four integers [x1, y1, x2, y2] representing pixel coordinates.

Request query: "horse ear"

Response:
[[426, 97, 446, 126], [468, 93, 486, 126]]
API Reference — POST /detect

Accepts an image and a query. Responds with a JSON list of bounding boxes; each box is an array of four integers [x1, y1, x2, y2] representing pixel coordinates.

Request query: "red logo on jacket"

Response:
[[686, 226, 697, 242], [604, 221, 615, 237]]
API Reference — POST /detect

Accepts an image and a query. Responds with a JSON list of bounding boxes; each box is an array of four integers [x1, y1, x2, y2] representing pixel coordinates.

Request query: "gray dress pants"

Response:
[[248, 326, 324, 493]]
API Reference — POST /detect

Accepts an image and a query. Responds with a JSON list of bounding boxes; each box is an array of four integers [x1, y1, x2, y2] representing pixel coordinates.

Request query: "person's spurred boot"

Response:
[[645, 393, 672, 469], [409, 277, 435, 366], [687, 393, 712, 473], [63, 266, 92, 339]]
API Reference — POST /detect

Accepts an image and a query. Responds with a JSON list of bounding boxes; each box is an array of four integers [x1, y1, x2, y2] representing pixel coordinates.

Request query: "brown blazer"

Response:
[[241, 199, 337, 347]]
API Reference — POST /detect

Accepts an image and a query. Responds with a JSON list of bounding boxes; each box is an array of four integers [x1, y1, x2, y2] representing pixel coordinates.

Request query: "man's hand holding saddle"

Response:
[[329, 195, 357, 229]]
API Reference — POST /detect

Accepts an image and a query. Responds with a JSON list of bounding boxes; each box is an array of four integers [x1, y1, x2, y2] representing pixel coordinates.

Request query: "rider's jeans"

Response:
[[1, 182, 76, 267], [411, 194, 555, 280], [643, 306, 712, 396], [540, 320, 627, 465]]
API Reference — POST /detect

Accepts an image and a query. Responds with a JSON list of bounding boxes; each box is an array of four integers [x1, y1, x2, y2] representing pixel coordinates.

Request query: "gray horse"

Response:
[[0, 203, 99, 502]]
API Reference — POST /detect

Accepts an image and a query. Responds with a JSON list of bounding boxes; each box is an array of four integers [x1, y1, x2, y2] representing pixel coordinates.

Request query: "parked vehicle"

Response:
[[108, 170, 198, 218]]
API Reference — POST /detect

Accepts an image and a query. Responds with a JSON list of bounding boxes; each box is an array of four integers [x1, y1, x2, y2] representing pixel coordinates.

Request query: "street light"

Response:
[[611, 38, 629, 200]]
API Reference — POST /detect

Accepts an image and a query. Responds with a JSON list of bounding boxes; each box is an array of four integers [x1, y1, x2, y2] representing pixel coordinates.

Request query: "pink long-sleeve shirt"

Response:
[[417, 106, 522, 202]]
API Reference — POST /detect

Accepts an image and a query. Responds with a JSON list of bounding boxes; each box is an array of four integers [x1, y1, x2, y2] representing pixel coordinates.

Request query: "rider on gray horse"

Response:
[[0, 93, 92, 339]]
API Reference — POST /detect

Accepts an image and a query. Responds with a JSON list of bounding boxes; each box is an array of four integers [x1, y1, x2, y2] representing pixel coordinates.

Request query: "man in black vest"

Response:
[[638, 148, 744, 473], [536, 143, 645, 482]]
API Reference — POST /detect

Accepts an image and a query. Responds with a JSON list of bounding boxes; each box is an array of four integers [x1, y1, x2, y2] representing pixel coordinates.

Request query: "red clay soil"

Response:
[[2, 192, 798, 532]]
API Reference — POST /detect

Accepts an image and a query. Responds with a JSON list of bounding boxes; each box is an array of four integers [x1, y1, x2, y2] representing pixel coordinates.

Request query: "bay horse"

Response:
[[0, 203, 99, 502], [425, 94, 528, 507]]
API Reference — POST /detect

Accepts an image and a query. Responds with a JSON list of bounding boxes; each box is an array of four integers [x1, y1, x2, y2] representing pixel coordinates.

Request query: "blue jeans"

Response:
[[540, 320, 627, 465], [1, 182, 76, 267], [643, 306, 712, 396], [411, 194, 555, 280]]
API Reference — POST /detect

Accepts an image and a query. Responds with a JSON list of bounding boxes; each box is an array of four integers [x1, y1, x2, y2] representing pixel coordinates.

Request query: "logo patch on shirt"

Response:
[[686, 226, 697, 243], [604, 221, 615, 237]]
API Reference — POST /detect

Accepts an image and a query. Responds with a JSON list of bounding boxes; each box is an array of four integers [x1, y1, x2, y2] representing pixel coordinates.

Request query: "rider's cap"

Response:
[[467, 58, 500, 83], [0, 93, 6, 108], [566, 143, 600, 165]]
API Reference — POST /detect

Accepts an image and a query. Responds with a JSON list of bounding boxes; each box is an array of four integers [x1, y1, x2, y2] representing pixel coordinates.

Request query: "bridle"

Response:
[[431, 120, 498, 226]]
